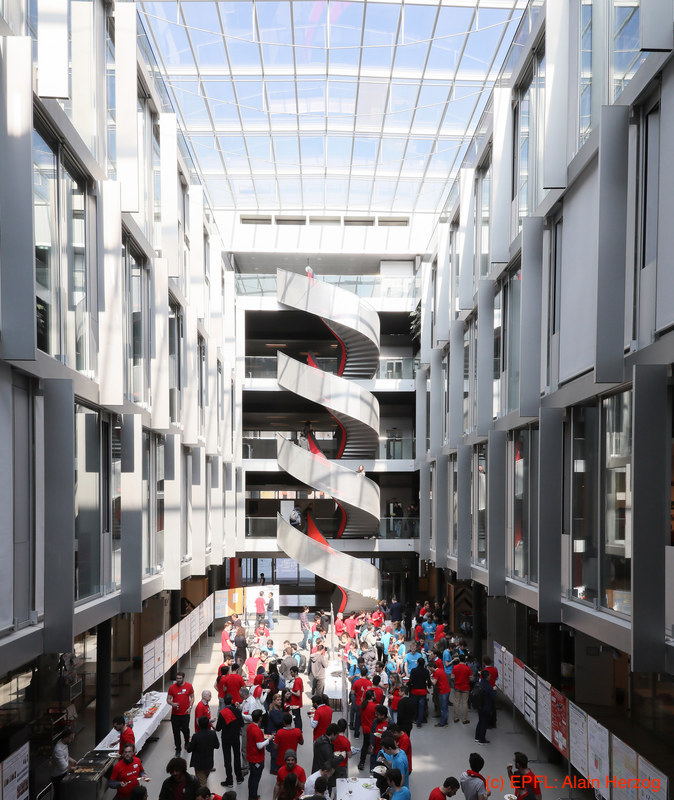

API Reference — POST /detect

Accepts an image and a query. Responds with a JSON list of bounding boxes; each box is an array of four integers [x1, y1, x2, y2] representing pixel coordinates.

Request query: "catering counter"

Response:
[[94, 691, 170, 754], [60, 751, 117, 800]]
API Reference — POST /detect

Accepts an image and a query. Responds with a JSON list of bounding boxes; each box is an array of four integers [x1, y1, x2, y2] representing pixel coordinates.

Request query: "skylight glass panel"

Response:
[[356, 81, 388, 132], [372, 179, 397, 210], [384, 82, 417, 133], [302, 177, 325, 206], [145, 3, 194, 68], [393, 180, 421, 209], [246, 137, 273, 172], [181, 3, 226, 68], [412, 82, 450, 132], [392, 4, 436, 72], [220, 2, 259, 67], [326, 136, 353, 169], [256, 2, 295, 71], [461, 8, 512, 79], [327, 2, 365, 71], [273, 136, 300, 173], [218, 135, 249, 170], [278, 177, 302, 205], [203, 78, 240, 127], [207, 177, 234, 206], [425, 5, 474, 76], [327, 80, 357, 119], [352, 137, 379, 167], [360, 3, 400, 72], [415, 180, 445, 211], [265, 80, 297, 124], [427, 141, 461, 175], [254, 178, 279, 206], [171, 80, 210, 126], [401, 138, 434, 175], [325, 178, 348, 208], [230, 177, 257, 206], [299, 136, 325, 167], [348, 178, 373, 208], [441, 84, 480, 135], [297, 80, 326, 117], [191, 134, 224, 171], [292, 1, 328, 71], [235, 80, 268, 126]]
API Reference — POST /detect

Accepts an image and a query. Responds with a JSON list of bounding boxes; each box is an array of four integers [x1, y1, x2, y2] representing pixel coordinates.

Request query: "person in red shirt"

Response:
[[196, 789, 222, 800], [431, 664, 451, 727], [194, 690, 213, 732], [246, 709, 270, 800], [221, 622, 234, 660], [288, 666, 304, 730], [333, 719, 351, 779], [508, 752, 542, 800], [254, 591, 267, 625], [483, 657, 498, 687], [434, 623, 446, 642], [344, 614, 357, 640], [388, 725, 412, 773], [371, 608, 384, 629], [351, 667, 372, 738], [428, 777, 460, 800], [274, 714, 304, 770], [167, 671, 194, 755], [335, 613, 346, 637], [273, 751, 306, 800], [371, 676, 385, 705], [357, 691, 377, 770], [112, 716, 135, 755], [222, 665, 246, 704], [310, 695, 332, 740], [108, 744, 147, 798], [451, 655, 473, 724], [369, 705, 388, 770]]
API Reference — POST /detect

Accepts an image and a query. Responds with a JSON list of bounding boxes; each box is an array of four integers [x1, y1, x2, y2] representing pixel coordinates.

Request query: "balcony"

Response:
[[242, 435, 415, 460], [236, 273, 418, 299], [244, 355, 417, 380], [244, 516, 419, 539]]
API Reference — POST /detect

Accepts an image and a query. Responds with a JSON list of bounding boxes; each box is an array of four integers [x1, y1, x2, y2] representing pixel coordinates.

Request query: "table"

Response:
[[335, 777, 381, 800], [324, 660, 344, 700], [94, 692, 170, 754]]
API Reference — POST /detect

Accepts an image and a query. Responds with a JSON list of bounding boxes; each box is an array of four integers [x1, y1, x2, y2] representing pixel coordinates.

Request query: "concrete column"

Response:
[[95, 618, 112, 742], [170, 589, 181, 681], [472, 583, 484, 663]]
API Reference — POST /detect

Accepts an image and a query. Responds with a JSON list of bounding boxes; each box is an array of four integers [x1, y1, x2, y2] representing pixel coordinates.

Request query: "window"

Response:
[[473, 155, 491, 289], [449, 220, 460, 316], [472, 444, 487, 566], [450, 456, 458, 556], [62, 0, 98, 157], [578, 0, 593, 147], [169, 299, 183, 424], [124, 240, 150, 406], [510, 426, 539, 583], [181, 447, 191, 560], [111, 419, 122, 589], [547, 217, 563, 387], [495, 268, 522, 416], [493, 289, 502, 418], [156, 435, 165, 569], [106, 15, 116, 179], [217, 360, 223, 447], [198, 335, 206, 437], [33, 131, 93, 375], [74, 404, 101, 600], [571, 405, 599, 602], [610, 0, 643, 101], [640, 100, 660, 272], [463, 319, 478, 434], [152, 123, 162, 251], [512, 50, 546, 231], [142, 430, 151, 575]]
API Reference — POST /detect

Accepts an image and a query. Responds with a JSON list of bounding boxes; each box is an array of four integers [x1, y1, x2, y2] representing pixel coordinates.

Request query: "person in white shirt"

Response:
[[304, 763, 334, 799], [51, 728, 76, 799]]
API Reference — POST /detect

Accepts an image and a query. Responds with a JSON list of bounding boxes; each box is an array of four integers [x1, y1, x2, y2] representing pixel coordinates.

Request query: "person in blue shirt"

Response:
[[377, 735, 409, 788], [443, 645, 454, 677], [422, 616, 437, 650], [403, 644, 425, 677], [395, 634, 406, 659], [387, 768, 411, 800], [380, 629, 392, 658]]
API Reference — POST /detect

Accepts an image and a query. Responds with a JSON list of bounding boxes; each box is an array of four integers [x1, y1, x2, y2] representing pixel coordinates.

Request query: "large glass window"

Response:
[[124, 241, 150, 406], [601, 391, 632, 613], [156, 435, 165, 569], [111, 420, 122, 589], [198, 335, 206, 438], [640, 100, 660, 272], [142, 431, 151, 575], [106, 14, 116, 178], [74, 404, 101, 600], [34, 132, 58, 357], [473, 444, 487, 566], [546, 218, 563, 387], [611, 0, 643, 100], [505, 269, 522, 413], [578, 0, 593, 147], [169, 299, 183, 423], [474, 155, 491, 289], [511, 427, 538, 583], [571, 406, 599, 602]]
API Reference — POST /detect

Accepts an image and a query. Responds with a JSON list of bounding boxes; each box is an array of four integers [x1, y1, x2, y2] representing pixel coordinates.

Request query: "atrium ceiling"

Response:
[[140, 0, 525, 231]]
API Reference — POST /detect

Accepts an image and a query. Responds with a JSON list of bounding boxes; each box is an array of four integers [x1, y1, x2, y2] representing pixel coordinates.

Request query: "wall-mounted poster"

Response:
[[1, 742, 30, 800], [153, 635, 164, 683], [513, 657, 525, 712], [637, 755, 668, 800], [568, 702, 588, 777], [503, 650, 514, 700], [523, 666, 537, 729], [588, 717, 610, 799], [164, 631, 172, 670], [215, 590, 229, 618], [537, 676, 552, 742], [142, 640, 155, 692], [493, 643, 504, 691], [611, 736, 638, 800], [550, 686, 568, 758]]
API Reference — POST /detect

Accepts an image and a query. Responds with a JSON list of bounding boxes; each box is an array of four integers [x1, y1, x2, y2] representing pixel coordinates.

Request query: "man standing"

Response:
[[387, 768, 410, 800], [267, 592, 275, 630], [351, 667, 372, 738], [108, 743, 147, 799], [377, 734, 409, 789], [240, 687, 260, 771], [167, 671, 194, 756], [288, 665, 304, 731], [304, 764, 335, 798], [428, 777, 460, 800], [222, 664, 246, 704], [408, 657, 431, 728], [255, 591, 267, 626], [389, 597, 403, 626], [274, 713, 304, 773], [194, 690, 213, 732], [246, 709, 270, 800], [186, 716, 220, 787], [216, 693, 245, 787], [112, 715, 136, 754], [310, 643, 329, 696], [460, 753, 490, 800], [300, 607, 311, 650], [310, 694, 333, 740], [431, 658, 451, 727], [452, 655, 473, 725], [312, 723, 343, 773], [394, 686, 415, 735], [507, 753, 541, 800], [474, 670, 495, 745]]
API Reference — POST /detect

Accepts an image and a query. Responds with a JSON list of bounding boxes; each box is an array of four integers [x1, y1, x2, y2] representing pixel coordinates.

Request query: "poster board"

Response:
[[612, 736, 638, 800], [164, 631, 173, 670], [1, 742, 30, 800], [503, 649, 514, 701], [153, 635, 164, 683], [637, 756, 668, 800], [513, 657, 525, 712], [190, 608, 199, 646], [523, 666, 537, 728], [550, 686, 568, 757], [588, 716, 611, 799], [142, 640, 155, 691], [537, 676, 552, 742], [199, 601, 207, 635], [493, 642, 504, 690], [215, 590, 229, 618], [170, 625, 180, 665], [244, 584, 280, 618], [568, 701, 589, 777], [178, 618, 189, 658]]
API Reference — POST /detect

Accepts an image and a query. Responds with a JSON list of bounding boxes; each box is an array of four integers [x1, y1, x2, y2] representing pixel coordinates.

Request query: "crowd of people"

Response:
[[64, 599, 542, 800]]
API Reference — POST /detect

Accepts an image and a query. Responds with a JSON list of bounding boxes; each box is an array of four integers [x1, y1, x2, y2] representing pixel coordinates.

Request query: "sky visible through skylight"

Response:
[[140, 0, 525, 217]]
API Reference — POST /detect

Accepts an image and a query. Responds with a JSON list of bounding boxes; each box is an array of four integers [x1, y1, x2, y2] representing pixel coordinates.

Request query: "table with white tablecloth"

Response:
[[335, 777, 381, 800], [94, 692, 170, 754]]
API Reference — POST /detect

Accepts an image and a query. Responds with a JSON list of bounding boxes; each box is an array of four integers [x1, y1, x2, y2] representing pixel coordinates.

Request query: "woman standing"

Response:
[[266, 692, 286, 774], [234, 627, 248, 667]]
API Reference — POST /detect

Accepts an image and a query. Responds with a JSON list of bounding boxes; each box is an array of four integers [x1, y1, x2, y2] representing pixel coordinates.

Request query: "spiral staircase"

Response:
[[275, 268, 381, 611]]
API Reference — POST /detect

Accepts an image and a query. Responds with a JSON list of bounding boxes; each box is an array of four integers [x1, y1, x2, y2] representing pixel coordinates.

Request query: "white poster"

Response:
[[1, 742, 30, 800], [179, 618, 189, 658], [503, 650, 514, 701], [568, 702, 589, 777], [612, 736, 638, 800], [153, 635, 164, 683], [637, 756, 668, 800], [190, 608, 199, 646], [142, 640, 155, 691], [523, 666, 537, 729], [199, 601, 207, 635], [537, 676, 552, 742], [493, 642, 504, 690], [244, 584, 280, 617], [513, 657, 525, 712], [215, 590, 229, 618], [207, 593, 214, 625], [588, 717, 611, 799]]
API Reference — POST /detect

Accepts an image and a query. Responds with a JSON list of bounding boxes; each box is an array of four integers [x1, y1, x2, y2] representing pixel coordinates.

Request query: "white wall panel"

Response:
[[160, 114, 179, 281], [189, 185, 205, 319], [162, 434, 181, 589], [544, 0, 569, 189], [458, 168, 475, 309], [152, 258, 170, 430], [99, 182, 124, 406], [182, 302, 199, 446], [37, 0, 68, 98], [490, 87, 513, 265], [191, 448, 206, 575], [209, 460, 224, 565], [116, 2, 138, 212]]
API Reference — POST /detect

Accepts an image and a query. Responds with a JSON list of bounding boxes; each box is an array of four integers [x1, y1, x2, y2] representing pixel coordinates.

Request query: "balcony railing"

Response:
[[236, 273, 419, 299], [245, 516, 420, 539], [244, 355, 418, 380], [242, 436, 415, 460]]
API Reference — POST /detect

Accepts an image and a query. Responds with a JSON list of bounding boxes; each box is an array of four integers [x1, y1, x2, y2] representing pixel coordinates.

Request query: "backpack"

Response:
[[298, 652, 307, 672], [469, 682, 484, 711], [290, 508, 302, 525]]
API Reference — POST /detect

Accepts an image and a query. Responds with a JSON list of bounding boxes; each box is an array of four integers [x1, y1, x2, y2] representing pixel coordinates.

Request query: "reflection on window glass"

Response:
[[601, 391, 632, 613], [578, 0, 592, 146], [474, 444, 487, 565], [611, 1, 644, 100], [512, 427, 538, 582], [142, 430, 150, 575], [493, 290, 502, 418], [112, 421, 122, 588], [75, 405, 100, 600], [571, 406, 599, 602], [34, 132, 58, 357]]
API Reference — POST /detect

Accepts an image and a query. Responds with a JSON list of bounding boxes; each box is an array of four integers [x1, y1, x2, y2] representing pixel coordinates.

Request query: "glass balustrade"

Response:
[[242, 436, 415, 459], [245, 516, 420, 538], [245, 355, 417, 380], [236, 273, 418, 299]]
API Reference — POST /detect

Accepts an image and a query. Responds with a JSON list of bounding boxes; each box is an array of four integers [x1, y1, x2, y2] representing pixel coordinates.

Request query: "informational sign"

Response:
[[164, 631, 172, 670], [244, 584, 280, 617], [523, 666, 537, 729], [179, 618, 189, 657], [637, 756, 668, 800], [170, 625, 179, 665], [493, 642, 504, 690], [550, 686, 568, 758], [190, 609, 199, 647], [612, 736, 638, 800], [513, 657, 525, 712], [503, 650, 514, 701], [153, 635, 164, 683], [568, 702, 589, 777], [1, 742, 30, 800], [537, 676, 552, 742], [142, 640, 155, 691], [588, 716, 611, 798], [215, 590, 229, 618]]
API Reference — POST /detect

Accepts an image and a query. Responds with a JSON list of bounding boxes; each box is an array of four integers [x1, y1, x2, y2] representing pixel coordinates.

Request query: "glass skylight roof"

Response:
[[140, 0, 525, 217]]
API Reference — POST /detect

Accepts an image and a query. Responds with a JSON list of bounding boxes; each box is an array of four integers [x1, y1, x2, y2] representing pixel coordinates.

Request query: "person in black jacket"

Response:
[[395, 685, 415, 735], [216, 694, 245, 787], [312, 724, 343, 773], [158, 757, 200, 800], [474, 670, 496, 745], [186, 716, 220, 787], [408, 658, 432, 728]]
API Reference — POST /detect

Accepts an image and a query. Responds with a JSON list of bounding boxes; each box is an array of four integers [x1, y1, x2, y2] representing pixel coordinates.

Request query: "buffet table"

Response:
[[335, 777, 381, 800], [94, 691, 170, 754], [60, 751, 117, 800]]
